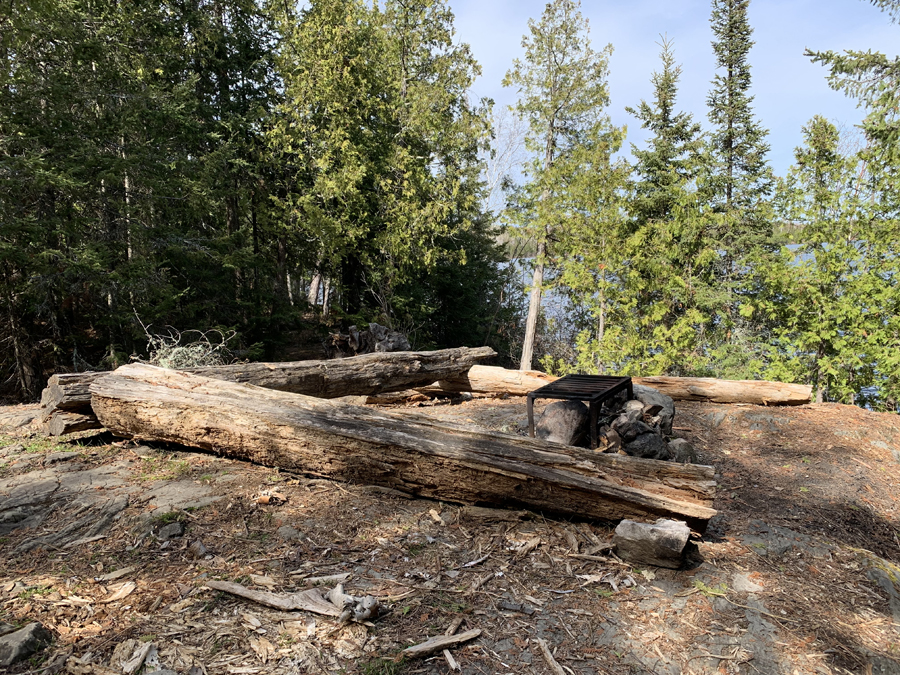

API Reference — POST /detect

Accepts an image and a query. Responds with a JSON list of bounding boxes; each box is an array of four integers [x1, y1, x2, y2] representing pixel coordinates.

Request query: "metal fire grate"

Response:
[[527, 374, 633, 449]]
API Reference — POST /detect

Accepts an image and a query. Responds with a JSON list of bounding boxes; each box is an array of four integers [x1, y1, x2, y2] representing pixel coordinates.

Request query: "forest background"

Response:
[[1, 0, 898, 411]]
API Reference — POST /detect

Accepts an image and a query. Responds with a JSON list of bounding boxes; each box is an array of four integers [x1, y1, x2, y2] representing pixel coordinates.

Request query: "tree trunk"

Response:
[[520, 241, 545, 371], [421, 367, 812, 405], [40, 347, 497, 434], [90, 364, 717, 531], [419, 365, 556, 396], [308, 272, 322, 307], [631, 376, 811, 406]]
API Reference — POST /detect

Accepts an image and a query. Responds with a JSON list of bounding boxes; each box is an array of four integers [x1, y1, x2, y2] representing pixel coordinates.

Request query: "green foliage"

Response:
[[503, 0, 625, 369]]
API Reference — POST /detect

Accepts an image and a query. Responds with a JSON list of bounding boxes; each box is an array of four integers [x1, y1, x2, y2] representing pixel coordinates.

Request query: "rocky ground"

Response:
[[0, 395, 899, 675]]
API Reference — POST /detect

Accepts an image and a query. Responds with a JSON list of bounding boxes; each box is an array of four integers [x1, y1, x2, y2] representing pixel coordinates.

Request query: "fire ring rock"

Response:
[[613, 519, 691, 569]]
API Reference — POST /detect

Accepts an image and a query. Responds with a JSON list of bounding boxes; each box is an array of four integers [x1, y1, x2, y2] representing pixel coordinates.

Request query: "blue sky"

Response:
[[448, 0, 899, 176]]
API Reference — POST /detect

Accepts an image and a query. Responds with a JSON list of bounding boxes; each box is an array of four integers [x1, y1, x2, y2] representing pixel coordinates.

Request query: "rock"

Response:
[[613, 519, 690, 569], [732, 572, 764, 594], [624, 432, 670, 460], [157, 522, 184, 541], [188, 539, 208, 559], [45, 451, 81, 464], [535, 400, 589, 446], [277, 525, 305, 542], [0, 623, 16, 637], [146, 670, 178, 675], [667, 438, 697, 464], [0, 621, 53, 667], [612, 416, 653, 443], [623, 400, 645, 414], [1, 443, 25, 457], [632, 384, 675, 435]]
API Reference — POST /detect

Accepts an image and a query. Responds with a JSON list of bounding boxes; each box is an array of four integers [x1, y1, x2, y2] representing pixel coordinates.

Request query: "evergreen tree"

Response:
[[707, 0, 772, 237], [502, 0, 618, 370], [760, 117, 873, 404], [606, 39, 716, 375], [705, 0, 774, 377], [804, 0, 900, 410], [270, 0, 497, 341]]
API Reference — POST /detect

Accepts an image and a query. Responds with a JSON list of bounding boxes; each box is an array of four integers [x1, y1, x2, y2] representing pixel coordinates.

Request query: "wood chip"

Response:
[[402, 628, 482, 659], [122, 641, 153, 675], [536, 638, 566, 675], [96, 566, 137, 583], [443, 649, 460, 671], [100, 582, 136, 604]]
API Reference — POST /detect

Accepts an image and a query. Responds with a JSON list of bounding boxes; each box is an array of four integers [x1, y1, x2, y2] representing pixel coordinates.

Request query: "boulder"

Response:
[[613, 518, 690, 569], [612, 416, 653, 443], [624, 432, 670, 460], [668, 438, 697, 464], [0, 622, 52, 667], [535, 400, 589, 446], [632, 384, 675, 435]]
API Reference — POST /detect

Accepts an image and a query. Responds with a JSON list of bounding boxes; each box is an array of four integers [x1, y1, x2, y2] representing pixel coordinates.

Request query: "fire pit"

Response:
[[527, 375, 633, 449]]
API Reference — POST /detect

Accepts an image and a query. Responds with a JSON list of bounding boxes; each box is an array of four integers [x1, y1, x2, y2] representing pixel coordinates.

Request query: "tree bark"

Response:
[[90, 364, 716, 531], [39, 347, 497, 434]]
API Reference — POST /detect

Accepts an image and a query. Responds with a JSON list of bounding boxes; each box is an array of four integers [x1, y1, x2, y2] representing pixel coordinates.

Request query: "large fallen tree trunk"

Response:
[[418, 365, 557, 396], [421, 365, 811, 405], [631, 376, 811, 406], [90, 364, 717, 531], [39, 347, 496, 435]]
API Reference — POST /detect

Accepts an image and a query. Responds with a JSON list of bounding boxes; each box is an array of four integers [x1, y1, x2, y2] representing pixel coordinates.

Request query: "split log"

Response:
[[43, 411, 101, 436], [90, 364, 717, 531], [39, 347, 496, 435], [631, 376, 811, 406], [40, 372, 105, 419], [422, 366, 811, 406]]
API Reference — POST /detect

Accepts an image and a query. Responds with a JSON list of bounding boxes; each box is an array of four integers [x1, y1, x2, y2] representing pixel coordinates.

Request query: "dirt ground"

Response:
[[1, 395, 899, 675]]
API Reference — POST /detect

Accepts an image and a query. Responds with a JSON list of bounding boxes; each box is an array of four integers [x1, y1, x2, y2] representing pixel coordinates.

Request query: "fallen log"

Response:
[[631, 376, 811, 406], [421, 366, 811, 406], [39, 346, 496, 435], [90, 364, 717, 531], [418, 365, 557, 396]]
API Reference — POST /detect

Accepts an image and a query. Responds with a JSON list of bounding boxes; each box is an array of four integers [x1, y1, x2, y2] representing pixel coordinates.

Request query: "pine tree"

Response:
[[707, 0, 772, 236], [704, 0, 774, 377], [502, 0, 618, 370], [605, 38, 715, 375]]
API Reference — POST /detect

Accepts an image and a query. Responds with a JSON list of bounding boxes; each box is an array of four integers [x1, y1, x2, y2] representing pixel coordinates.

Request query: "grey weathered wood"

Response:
[[90, 364, 717, 531], [402, 629, 482, 659], [43, 411, 101, 436], [40, 347, 497, 435], [40, 372, 105, 419], [205, 580, 342, 616]]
